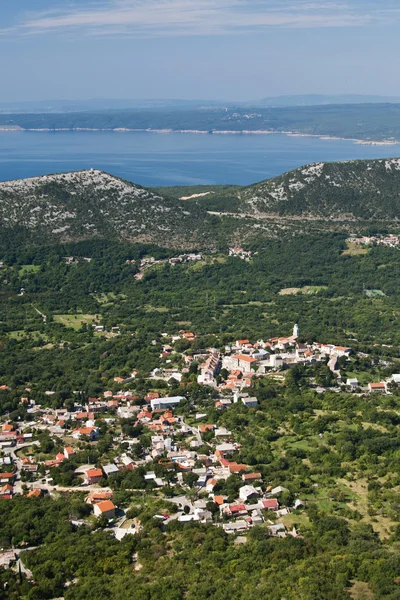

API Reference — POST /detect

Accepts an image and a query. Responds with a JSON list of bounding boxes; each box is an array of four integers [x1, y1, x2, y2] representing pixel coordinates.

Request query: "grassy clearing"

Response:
[[342, 242, 369, 256], [18, 264, 40, 276], [279, 512, 310, 530], [7, 330, 47, 341], [54, 314, 98, 330], [93, 292, 126, 304], [339, 478, 394, 539], [345, 370, 374, 385], [144, 305, 170, 313], [349, 581, 374, 600], [279, 286, 328, 295], [361, 422, 389, 433]]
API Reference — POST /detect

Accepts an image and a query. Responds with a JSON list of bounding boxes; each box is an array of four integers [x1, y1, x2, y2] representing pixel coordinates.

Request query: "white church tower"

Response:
[[293, 323, 299, 338]]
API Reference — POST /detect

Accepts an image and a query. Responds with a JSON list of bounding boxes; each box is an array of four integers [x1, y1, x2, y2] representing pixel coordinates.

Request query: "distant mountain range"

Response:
[[1, 158, 400, 249], [2, 94, 400, 113], [253, 94, 400, 107]]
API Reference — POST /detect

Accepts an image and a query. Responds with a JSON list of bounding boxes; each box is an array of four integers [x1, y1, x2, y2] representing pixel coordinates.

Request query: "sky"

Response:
[[1, 0, 400, 102]]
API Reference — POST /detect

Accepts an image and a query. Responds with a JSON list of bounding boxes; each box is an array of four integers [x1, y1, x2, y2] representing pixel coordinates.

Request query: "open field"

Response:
[[54, 314, 98, 330], [18, 264, 41, 276], [339, 478, 394, 539], [342, 242, 369, 256]]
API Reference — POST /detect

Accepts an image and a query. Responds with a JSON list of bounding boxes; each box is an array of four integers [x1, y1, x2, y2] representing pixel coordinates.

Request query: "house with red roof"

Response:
[[93, 500, 116, 518], [232, 355, 258, 373], [261, 498, 279, 511], [85, 468, 103, 484], [64, 446, 75, 459]]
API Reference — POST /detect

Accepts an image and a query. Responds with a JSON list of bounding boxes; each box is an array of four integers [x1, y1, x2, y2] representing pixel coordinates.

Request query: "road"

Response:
[[3, 442, 40, 495], [26, 483, 113, 493], [12, 547, 39, 580], [180, 417, 203, 445]]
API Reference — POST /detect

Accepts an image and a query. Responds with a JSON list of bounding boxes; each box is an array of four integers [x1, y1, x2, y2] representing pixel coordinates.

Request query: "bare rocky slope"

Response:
[[1, 159, 400, 248], [234, 158, 400, 220], [0, 169, 209, 246]]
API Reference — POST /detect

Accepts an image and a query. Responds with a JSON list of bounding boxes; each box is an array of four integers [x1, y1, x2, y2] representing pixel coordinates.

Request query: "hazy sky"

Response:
[[2, 0, 400, 101]]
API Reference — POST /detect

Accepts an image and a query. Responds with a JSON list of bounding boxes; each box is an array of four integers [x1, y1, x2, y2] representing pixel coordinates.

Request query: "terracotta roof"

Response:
[[213, 495, 224, 505], [96, 500, 115, 513], [87, 468, 103, 478], [78, 427, 96, 435], [233, 355, 257, 363], [229, 504, 246, 513], [228, 462, 248, 473], [26, 489, 41, 498], [88, 491, 113, 502], [261, 499, 279, 509], [1, 484, 13, 493], [242, 472, 261, 481], [199, 424, 214, 433]]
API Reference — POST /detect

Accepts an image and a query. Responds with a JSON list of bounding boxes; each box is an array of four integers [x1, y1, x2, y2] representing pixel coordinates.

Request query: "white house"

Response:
[[150, 396, 184, 410], [346, 378, 359, 388], [239, 485, 259, 502], [242, 397, 258, 408]]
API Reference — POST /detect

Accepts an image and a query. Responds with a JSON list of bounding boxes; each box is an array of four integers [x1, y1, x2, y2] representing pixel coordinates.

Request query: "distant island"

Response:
[[2, 103, 400, 143]]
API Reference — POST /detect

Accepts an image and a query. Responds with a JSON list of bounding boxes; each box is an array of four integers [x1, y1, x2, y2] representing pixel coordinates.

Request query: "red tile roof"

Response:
[[87, 468, 103, 478], [261, 499, 279, 510], [229, 504, 246, 513], [96, 500, 115, 513]]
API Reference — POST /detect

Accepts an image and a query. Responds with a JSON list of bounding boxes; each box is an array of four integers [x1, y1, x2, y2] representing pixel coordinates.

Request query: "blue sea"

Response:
[[1, 130, 400, 187]]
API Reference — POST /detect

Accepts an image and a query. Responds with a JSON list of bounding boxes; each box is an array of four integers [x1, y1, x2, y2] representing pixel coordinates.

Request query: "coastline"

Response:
[[0, 126, 398, 146]]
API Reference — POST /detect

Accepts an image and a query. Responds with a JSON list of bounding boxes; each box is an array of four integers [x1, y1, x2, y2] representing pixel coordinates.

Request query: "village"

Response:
[[347, 233, 400, 248], [1, 317, 398, 574]]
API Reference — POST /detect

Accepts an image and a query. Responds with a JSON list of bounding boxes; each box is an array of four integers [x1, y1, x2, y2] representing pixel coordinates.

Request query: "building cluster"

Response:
[[0, 381, 305, 539], [134, 254, 202, 279], [347, 234, 400, 247], [64, 256, 93, 265], [1, 323, 397, 545], [228, 247, 253, 259]]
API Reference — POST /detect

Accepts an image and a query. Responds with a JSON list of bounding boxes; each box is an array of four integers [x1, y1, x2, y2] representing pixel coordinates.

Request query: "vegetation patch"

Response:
[[53, 314, 98, 330], [342, 242, 369, 256]]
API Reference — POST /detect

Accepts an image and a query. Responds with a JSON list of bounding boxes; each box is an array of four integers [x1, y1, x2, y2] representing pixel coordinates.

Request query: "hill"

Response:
[[2, 158, 400, 249], [0, 169, 210, 247], [233, 158, 400, 220]]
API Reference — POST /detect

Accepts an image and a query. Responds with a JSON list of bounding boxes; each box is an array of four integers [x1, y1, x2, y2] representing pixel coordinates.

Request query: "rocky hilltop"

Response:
[[1, 159, 400, 248], [234, 158, 400, 220], [0, 169, 207, 246]]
